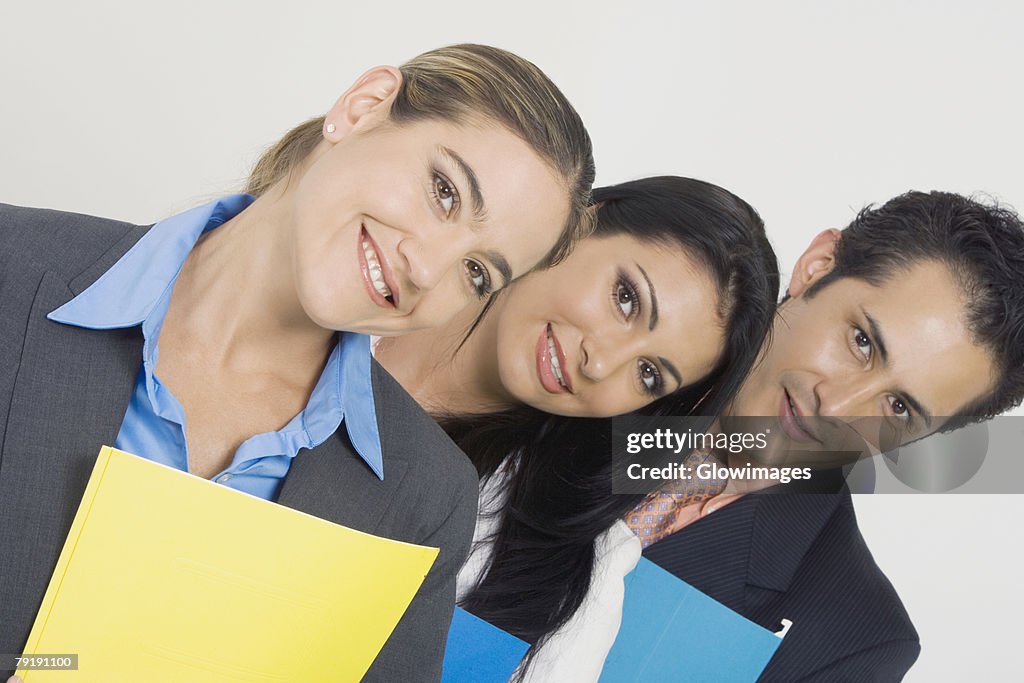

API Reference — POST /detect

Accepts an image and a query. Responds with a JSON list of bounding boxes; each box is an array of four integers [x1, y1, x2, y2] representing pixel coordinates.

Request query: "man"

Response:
[[644, 190, 1024, 680]]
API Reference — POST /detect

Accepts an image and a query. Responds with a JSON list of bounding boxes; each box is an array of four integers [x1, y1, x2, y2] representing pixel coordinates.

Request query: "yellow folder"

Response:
[[18, 447, 439, 682]]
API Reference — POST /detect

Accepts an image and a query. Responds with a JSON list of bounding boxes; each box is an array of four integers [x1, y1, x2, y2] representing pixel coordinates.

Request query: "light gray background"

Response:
[[2, 1, 1021, 679]]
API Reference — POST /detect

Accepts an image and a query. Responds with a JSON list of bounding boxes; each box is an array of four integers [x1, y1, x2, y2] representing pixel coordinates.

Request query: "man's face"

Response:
[[728, 230, 997, 466]]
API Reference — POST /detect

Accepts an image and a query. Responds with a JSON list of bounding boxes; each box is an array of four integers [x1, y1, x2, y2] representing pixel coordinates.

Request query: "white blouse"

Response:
[[456, 471, 642, 682]]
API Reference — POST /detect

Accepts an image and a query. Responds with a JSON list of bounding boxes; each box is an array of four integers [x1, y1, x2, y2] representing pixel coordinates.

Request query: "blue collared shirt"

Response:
[[48, 195, 384, 500]]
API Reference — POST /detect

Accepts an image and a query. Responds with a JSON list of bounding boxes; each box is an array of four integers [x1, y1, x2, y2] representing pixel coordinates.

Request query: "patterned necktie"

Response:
[[624, 448, 728, 549]]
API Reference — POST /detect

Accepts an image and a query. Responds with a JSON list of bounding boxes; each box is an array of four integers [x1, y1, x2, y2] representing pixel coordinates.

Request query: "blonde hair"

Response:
[[245, 44, 595, 268]]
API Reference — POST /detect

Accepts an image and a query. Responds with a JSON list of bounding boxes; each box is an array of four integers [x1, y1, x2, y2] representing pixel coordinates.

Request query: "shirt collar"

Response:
[[336, 333, 384, 479], [47, 194, 385, 479], [49, 195, 256, 328]]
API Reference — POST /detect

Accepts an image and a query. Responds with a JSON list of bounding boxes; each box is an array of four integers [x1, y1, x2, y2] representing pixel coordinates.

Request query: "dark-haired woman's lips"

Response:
[[536, 323, 571, 394]]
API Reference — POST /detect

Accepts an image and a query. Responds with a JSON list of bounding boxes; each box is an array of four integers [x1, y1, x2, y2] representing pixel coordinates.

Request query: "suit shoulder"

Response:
[[370, 360, 478, 495], [753, 495, 919, 680], [0, 203, 144, 280], [826, 498, 918, 634], [782, 496, 919, 645]]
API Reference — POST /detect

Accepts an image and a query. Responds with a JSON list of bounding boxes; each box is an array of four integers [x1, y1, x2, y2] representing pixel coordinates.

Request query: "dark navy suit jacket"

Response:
[[644, 485, 920, 681]]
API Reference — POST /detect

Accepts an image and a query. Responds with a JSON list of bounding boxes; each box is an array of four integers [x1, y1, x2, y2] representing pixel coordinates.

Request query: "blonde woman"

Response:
[[0, 44, 593, 682]]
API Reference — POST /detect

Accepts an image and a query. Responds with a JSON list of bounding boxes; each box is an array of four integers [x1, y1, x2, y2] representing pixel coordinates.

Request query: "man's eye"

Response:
[[432, 173, 459, 216], [464, 259, 491, 297], [888, 396, 912, 420], [614, 276, 639, 321], [853, 328, 872, 360]]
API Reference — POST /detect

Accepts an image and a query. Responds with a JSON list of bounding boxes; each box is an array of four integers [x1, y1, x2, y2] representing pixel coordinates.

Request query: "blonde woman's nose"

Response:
[[397, 235, 458, 293]]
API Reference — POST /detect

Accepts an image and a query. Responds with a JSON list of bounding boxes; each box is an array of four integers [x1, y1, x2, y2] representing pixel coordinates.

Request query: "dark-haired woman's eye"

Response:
[[638, 359, 662, 396], [464, 259, 492, 298], [613, 274, 640, 321]]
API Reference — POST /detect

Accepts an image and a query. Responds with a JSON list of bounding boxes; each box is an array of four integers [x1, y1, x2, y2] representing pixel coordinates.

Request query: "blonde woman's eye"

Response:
[[464, 259, 491, 298], [613, 274, 640, 321], [638, 359, 662, 396], [432, 173, 459, 216], [853, 327, 872, 361]]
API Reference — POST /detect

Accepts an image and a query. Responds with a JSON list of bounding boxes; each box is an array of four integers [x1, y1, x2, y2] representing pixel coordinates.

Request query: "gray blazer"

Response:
[[0, 203, 479, 681]]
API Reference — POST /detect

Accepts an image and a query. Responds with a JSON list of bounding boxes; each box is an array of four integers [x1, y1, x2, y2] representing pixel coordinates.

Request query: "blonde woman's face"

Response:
[[289, 118, 570, 336], [491, 234, 727, 417]]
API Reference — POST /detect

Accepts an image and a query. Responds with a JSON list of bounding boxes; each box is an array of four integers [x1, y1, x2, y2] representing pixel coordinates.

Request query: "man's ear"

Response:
[[788, 229, 841, 298], [322, 66, 403, 142]]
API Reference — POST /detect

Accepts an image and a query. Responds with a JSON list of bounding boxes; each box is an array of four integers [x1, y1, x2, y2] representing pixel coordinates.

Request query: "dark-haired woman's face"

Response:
[[490, 234, 726, 417]]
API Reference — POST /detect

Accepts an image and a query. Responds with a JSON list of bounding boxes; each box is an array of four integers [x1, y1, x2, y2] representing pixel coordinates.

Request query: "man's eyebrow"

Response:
[[638, 264, 658, 331], [484, 250, 513, 290], [439, 146, 487, 223], [863, 307, 933, 428], [902, 393, 933, 430], [659, 356, 683, 389], [863, 308, 889, 366]]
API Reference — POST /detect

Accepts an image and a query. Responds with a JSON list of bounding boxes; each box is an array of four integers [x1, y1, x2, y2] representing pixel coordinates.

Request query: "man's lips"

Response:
[[536, 324, 572, 394], [358, 226, 399, 309], [779, 388, 820, 443]]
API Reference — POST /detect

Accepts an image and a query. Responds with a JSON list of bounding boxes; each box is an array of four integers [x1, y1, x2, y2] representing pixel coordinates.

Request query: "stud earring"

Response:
[[325, 123, 336, 134]]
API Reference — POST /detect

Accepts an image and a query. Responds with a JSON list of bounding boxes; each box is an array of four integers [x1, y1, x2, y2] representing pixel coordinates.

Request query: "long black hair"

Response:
[[442, 176, 780, 651]]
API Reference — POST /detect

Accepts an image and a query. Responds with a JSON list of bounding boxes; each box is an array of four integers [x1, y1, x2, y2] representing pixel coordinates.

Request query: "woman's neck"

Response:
[[164, 185, 335, 376], [375, 296, 517, 416]]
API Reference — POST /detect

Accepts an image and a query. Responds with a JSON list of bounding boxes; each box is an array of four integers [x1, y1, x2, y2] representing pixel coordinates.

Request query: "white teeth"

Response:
[[361, 237, 392, 299], [546, 327, 566, 387]]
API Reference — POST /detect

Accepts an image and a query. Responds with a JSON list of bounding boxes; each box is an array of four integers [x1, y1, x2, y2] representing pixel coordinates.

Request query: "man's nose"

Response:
[[814, 375, 904, 453], [815, 375, 883, 418]]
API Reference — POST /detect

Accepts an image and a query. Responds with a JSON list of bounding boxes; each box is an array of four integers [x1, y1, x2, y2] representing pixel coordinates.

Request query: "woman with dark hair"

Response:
[[375, 176, 780, 679]]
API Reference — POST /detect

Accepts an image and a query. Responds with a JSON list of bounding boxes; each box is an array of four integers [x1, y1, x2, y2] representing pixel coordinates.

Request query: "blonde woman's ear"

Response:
[[322, 66, 403, 142]]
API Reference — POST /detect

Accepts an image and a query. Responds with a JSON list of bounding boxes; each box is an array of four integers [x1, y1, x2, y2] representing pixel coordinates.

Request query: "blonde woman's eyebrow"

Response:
[[438, 146, 488, 224]]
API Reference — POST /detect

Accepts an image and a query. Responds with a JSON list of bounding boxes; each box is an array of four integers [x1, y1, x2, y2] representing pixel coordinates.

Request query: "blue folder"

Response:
[[599, 558, 782, 682], [442, 606, 530, 683]]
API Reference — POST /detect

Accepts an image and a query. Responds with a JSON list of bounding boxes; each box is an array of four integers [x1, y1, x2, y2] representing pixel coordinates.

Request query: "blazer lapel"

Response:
[[745, 492, 844, 593], [642, 488, 845, 617], [0, 271, 142, 641], [276, 362, 410, 535], [642, 493, 761, 612]]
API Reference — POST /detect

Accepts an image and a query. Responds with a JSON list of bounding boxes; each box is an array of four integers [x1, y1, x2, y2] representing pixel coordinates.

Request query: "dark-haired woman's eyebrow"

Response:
[[659, 356, 683, 388], [637, 263, 658, 331], [483, 250, 513, 290]]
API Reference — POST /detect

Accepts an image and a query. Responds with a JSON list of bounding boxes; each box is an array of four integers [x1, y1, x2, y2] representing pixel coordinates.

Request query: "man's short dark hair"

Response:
[[806, 190, 1024, 426]]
